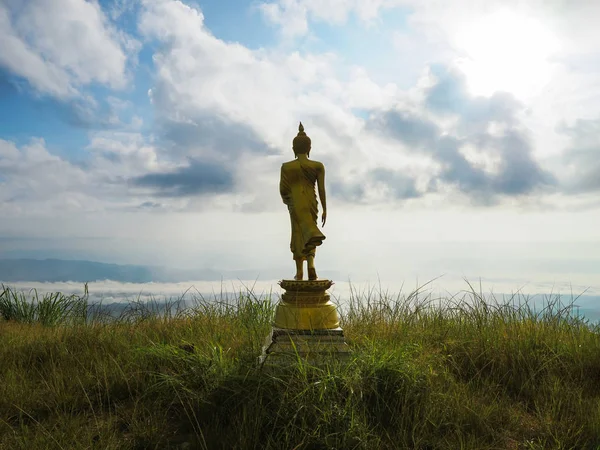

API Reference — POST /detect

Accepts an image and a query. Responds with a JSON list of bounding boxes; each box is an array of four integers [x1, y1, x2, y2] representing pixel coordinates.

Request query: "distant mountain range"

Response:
[[0, 258, 340, 283]]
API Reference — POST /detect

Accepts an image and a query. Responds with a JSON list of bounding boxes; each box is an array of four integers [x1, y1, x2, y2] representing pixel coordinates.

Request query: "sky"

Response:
[[1, 0, 600, 299]]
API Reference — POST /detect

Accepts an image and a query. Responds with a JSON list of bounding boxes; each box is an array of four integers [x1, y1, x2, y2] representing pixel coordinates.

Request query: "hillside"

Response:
[[0, 258, 343, 283], [0, 283, 599, 449]]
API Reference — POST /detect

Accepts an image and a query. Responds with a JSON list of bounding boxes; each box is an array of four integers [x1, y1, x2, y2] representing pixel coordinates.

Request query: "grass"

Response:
[[0, 280, 599, 449]]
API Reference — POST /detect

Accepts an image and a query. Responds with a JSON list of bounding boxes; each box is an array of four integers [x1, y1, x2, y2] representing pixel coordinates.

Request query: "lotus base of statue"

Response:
[[273, 279, 339, 329]]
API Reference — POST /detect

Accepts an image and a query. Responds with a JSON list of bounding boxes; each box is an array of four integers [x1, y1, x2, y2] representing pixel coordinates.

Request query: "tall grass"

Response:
[[0, 280, 599, 449], [0, 282, 90, 327]]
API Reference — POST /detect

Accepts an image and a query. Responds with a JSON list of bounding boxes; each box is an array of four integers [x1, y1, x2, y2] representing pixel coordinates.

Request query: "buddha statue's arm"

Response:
[[279, 165, 292, 205], [317, 162, 327, 215]]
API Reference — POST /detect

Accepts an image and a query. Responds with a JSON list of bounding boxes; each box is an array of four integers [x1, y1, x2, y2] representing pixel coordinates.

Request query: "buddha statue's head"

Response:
[[293, 122, 311, 157]]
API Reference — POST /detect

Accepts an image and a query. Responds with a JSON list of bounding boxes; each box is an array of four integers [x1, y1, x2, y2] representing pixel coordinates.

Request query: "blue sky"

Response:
[[0, 0, 600, 297]]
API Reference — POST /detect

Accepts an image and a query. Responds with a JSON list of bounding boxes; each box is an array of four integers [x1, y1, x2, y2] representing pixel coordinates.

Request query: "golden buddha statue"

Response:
[[258, 123, 349, 362], [279, 122, 327, 281]]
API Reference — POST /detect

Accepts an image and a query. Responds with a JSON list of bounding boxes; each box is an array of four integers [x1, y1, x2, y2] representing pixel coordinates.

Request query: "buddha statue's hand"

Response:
[[321, 210, 327, 227]]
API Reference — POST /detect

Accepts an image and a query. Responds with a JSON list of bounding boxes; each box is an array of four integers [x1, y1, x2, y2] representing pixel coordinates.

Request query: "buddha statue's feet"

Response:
[[294, 273, 303, 281], [308, 268, 317, 280]]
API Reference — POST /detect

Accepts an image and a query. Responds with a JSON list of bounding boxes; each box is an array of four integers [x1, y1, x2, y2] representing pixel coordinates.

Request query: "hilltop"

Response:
[[0, 283, 599, 449]]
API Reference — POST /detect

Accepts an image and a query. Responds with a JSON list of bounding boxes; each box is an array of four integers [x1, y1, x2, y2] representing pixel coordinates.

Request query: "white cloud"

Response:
[[126, 0, 598, 214], [0, 138, 88, 210], [139, 0, 343, 143], [255, 0, 600, 199], [1, 0, 596, 219], [398, 1, 600, 175], [138, 0, 386, 207], [136, 1, 467, 213], [3, 238, 600, 308], [259, 0, 405, 37], [0, 0, 139, 98], [0, 7, 76, 97], [0, 133, 177, 216]]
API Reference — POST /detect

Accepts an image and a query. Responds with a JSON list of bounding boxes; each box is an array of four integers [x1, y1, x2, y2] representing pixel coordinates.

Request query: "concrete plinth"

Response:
[[258, 327, 351, 367]]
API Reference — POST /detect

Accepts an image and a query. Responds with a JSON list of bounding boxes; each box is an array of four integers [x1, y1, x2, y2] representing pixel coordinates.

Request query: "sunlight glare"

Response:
[[455, 10, 560, 99]]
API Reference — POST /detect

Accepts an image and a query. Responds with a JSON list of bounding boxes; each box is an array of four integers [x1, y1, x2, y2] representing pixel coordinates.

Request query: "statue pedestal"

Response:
[[259, 280, 351, 367]]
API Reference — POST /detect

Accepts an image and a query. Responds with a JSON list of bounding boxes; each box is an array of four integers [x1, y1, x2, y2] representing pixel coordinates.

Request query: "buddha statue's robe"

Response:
[[279, 159, 326, 261]]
